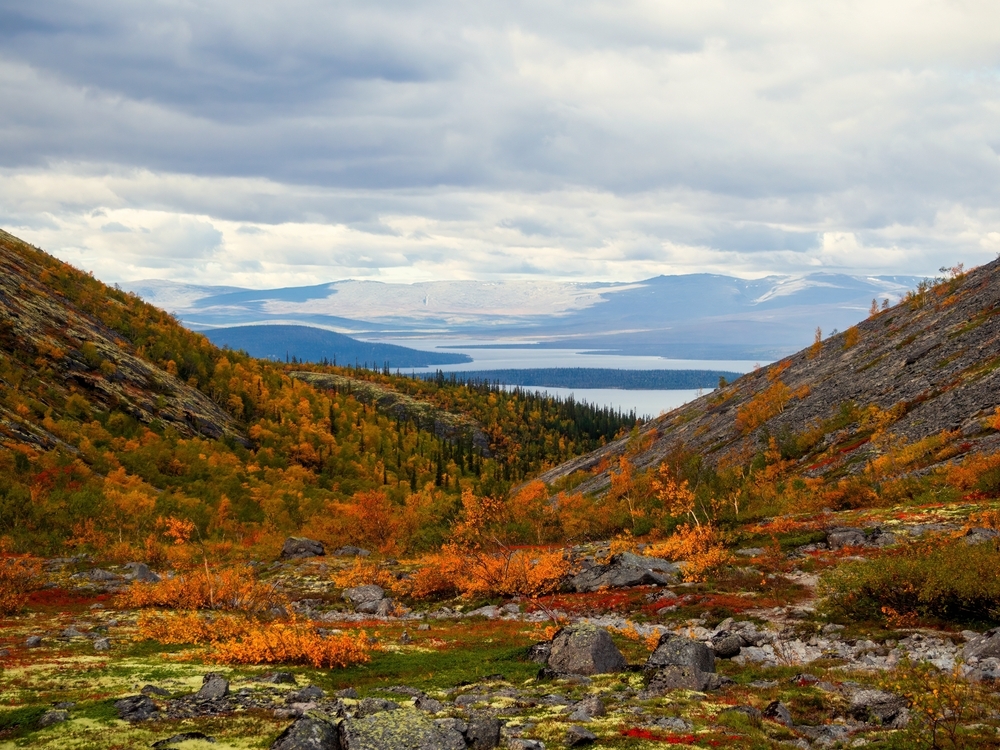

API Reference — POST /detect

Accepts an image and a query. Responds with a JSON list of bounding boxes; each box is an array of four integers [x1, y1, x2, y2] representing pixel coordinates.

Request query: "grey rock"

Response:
[[61, 627, 86, 638], [114, 695, 159, 722], [281, 537, 326, 560], [375, 598, 395, 617], [848, 689, 908, 725], [565, 725, 597, 746], [568, 552, 679, 593], [527, 642, 552, 664], [287, 685, 325, 703], [653, 716, 693, 731], [962, 527, 999, 545], [398, 632, 412, 645], [25, 635, 42, 648], [711, 633, 744, 659], [508, 741, 545, 750], [826, 526, 895, 550], [87, 568, 120, 581], [261, 672, 299, 685], [646, 634, 715, 674], [574, 696, 605, 718], [334, 546, 371, 557], [343, 585, 386, 614], [718, 705, 762, 721], [356, 697, 399, 718], [93, 637, 111, 651], [270, 716, 339, 750], [735, 548, 765, 557], [337, 688, 360, 699], [414, 694, 444, 713], [964, 627, 1000, 661], [141, 685, 170, 697], [547, 625, 627, 676], [340, 708, 466, 750], [763, 701, 793, 726], [196, 673, 230, 701], [124, 562, 161, 582], [153, 732, 217, 747], [38, 709, 69, 727], [642, 665, 716, 694], [465, 715, 502, 749]]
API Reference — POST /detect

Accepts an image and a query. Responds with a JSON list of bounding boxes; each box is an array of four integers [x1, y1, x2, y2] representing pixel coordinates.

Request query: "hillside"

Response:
[[202, 324, 471, 368], [535, 260, 1000, 497]]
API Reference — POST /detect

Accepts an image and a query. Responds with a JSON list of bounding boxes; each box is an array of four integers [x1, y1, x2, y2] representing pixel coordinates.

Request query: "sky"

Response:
[[1, 0, 999, 287]]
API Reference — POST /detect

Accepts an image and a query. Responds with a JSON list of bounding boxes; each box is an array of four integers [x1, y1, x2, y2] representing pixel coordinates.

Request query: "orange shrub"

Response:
[[116, 566, 285, 613], [646, 524, 732, 582], [333, 558, 399, 591], [406, 545, 572, 600], [136, 611, 372, 668], [735, 381, 792, 434], [945, 451, 1000, 491], [0, 553, 43, 615]]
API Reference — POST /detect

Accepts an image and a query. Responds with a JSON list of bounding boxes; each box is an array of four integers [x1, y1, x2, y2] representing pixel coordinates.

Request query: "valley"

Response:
[[2, 230, 1000, 749]]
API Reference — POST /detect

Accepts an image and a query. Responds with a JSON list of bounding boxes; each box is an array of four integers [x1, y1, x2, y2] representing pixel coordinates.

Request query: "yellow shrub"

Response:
[[406, 546, 572, 600], [0, 554, 43, 615]]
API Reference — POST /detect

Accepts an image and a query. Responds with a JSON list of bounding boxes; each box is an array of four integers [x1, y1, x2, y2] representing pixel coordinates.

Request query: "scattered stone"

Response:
[[568, 552, 680, 593], [509, 741, 545, 750], [417, 623, 431, 631], [334, 546, 371, 557], [25, 635, 42, 648], [270, 716, 339, 750], [643, 665, 718, 694], [61, 627, 86, 638], [124, 561, 161, 582], [86, 568, 120, 581], [964, 627, 1000, 661], [152, 732, 217, 747], [653, 716, 693, 731], [38, 709, 69, 727], [962, 527, 999, 545], [340, 708, 466, 750], [356, 697, 399, 717], [826, 527, 896, 550], [574, 695, 605, 718], [566, 725, 597, 746], [735, 548, 765, 557], [547, 625, 627, 676], [711, 632, 744, 659], [399, 631, 412, 645], [280, 537, 326, 560], [465, 715, 502, 750], [114, 695, 159, 722], [527, 642, 552, 664], [337, 687, 360, 699], [93, 637, 111, 651], [196, 673, 230, 701], [415, 694, 444, 713], [718, 705, 762, 721]]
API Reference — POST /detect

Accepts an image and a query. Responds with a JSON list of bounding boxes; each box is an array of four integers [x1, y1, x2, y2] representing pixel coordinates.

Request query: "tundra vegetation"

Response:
[[2, 232, 1000, 748]]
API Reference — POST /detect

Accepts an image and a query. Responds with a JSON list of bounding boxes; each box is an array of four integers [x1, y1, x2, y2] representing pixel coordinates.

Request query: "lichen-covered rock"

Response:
[[547, 625, 627, 676], [340, 707, 466, 749], [964, 628, 1000, 661], [38, 709, 69, 727], [710, 632, 744, 659], [566, 725, 597, 746], [847, 689, 908, 725], [152, 732, 216, 748], [646, 634, 715, 674], [464, 715, 502, 749], [124, 561, 161, 582], [281, 537, 326, 559], [641, 666, 715, 695], [270, 716, 340, 750]]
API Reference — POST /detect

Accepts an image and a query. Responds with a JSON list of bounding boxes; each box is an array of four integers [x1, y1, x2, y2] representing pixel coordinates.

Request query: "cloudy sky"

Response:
[[1, 0, 999, 287]]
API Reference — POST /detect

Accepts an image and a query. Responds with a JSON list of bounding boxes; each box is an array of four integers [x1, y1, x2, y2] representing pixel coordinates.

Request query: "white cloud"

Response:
[[0, 0, 999, 285]]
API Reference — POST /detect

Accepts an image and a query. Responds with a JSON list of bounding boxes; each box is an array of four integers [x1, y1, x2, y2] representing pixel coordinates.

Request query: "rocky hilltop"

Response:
[[537, 260, 1000, 496]]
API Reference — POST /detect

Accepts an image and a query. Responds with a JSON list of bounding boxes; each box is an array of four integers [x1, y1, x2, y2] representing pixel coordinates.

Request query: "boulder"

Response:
[[87, 568, 120, 581], [343, 585, 387, 614], [642, 665, 715, 694], [762, 701, 793, 726], [710, 632, 745, 659], [93, 637, 111, 651], [568, 552, 680, 593], [963, 527, 1000, 545], [287, 685, 325, 704], [25, 635, 42, 648], [115, 695, 159, 722], [281, 537, 326, 559], [38, 709, 69, 727], [826, 527, 896, 550], [646, 634, 715, 674], [964, 628, 1000, 661], [124, 562, 161, 583], [464, 715, 502, 750], [196, 673, 230, 701], [847, 689, 908, 725], [270, 716, 340, 750], [547, 625, 627, 676], [340, 708, 466, 750], [566, 725, 597, 746]]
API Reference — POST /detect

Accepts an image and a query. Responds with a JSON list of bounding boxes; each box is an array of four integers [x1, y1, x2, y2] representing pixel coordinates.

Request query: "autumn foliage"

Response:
[[136, 611, 372, 668], [0, 551, 43, 615], [116, 566, 285, 614]]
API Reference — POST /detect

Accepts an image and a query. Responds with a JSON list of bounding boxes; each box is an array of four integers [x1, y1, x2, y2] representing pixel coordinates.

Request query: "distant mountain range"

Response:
[[203, 325, 470, 368], [127, 272, 924, 360]]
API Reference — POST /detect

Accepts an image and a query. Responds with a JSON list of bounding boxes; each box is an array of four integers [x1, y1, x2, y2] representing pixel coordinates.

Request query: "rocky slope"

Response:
[[0, 229, 241, 449], [536, 260, 1000, 496]]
